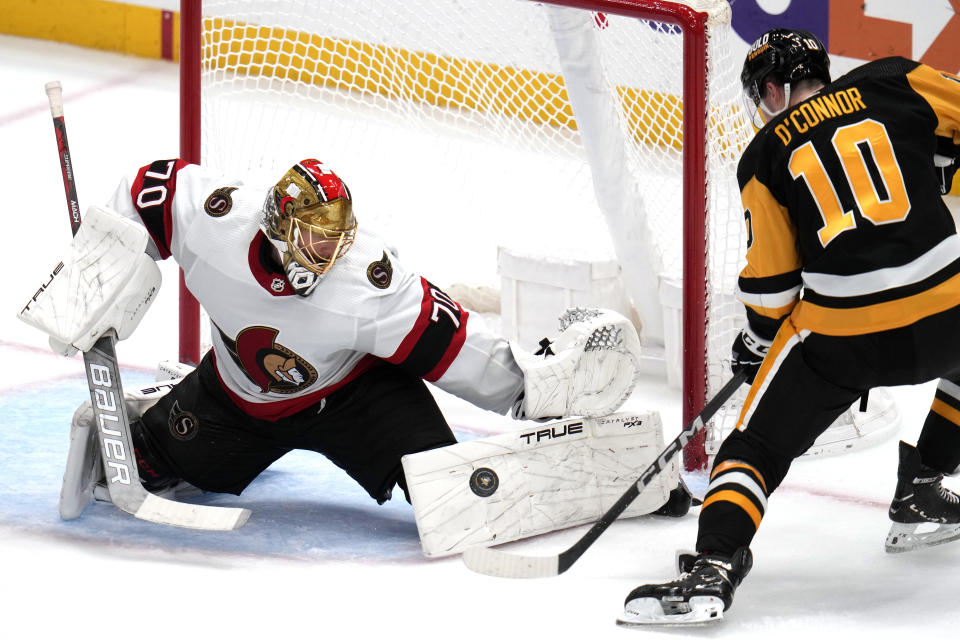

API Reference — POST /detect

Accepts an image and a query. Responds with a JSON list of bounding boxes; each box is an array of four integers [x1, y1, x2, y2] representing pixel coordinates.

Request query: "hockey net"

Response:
[[180, 0, 755, 470]]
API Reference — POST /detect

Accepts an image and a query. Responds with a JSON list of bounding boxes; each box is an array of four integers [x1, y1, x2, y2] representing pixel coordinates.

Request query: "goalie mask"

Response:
[[261, 159, 357, 296], [741, 28, 830, 128]]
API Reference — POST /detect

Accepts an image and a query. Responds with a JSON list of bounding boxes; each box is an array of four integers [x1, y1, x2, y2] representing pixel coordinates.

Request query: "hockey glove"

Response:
[[731, 328, 771, 384]]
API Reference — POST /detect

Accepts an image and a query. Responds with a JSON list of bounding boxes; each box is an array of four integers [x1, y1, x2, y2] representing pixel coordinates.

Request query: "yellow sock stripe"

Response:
[[932, 397, 960, 427], [701, 490, 763, 529], [710, 460, 768, 494]]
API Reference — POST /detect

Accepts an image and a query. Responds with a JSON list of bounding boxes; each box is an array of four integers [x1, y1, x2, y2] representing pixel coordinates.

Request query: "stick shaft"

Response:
[[557, 371, 746, 572], [45, 81, 82, 235]]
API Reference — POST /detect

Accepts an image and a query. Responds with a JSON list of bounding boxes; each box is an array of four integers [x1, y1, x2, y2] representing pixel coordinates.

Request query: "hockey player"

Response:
[[620, 28, 960, 625], [25, 157, 680, 537]]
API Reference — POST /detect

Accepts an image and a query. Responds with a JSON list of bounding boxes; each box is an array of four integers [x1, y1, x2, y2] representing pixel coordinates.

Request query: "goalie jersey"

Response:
[[738, 57, 960, 340], [106, 161, 523, 420]]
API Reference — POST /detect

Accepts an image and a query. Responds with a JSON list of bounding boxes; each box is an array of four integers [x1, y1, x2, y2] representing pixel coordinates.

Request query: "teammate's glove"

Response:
[[731, 328, 771, 384]]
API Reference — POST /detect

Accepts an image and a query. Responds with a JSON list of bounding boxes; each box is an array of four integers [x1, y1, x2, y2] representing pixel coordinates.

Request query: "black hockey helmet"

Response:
[[741, 28, 830, 109]]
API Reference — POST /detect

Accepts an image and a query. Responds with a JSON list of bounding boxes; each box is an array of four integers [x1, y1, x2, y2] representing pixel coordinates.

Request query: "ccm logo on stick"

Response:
[[88, 363, 133, 486]]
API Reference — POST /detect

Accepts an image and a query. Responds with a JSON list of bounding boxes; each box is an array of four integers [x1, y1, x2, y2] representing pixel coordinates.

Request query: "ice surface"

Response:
[[2, 34, 959, 638]]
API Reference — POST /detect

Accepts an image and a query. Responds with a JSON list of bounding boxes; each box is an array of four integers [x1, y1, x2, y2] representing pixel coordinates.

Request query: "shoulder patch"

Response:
[[204, 186, 238, 217], [366, 251, 393, 289]]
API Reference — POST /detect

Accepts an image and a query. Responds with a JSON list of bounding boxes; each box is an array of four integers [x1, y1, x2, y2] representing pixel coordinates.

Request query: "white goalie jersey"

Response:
[[105, 159, 525, 420]]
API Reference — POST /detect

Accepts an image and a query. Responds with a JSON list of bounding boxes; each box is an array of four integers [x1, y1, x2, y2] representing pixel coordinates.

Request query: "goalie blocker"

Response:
[[18, 205, 160, 357], [402, 411, 682, 557]]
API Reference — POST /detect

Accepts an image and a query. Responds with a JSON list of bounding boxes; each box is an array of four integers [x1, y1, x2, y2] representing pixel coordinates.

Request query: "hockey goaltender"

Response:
[[20, 156, 690, 554]]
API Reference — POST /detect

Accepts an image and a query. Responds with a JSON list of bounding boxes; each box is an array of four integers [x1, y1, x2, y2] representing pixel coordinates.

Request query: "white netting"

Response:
[[192, 0, 752, 462]]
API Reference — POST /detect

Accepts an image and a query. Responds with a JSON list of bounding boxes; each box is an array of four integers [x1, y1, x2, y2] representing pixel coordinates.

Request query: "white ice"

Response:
[[2, 34, 959, 639]]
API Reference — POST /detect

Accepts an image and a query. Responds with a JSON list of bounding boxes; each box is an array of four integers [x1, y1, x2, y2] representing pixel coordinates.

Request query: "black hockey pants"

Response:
[[697, 303, 960, 555]]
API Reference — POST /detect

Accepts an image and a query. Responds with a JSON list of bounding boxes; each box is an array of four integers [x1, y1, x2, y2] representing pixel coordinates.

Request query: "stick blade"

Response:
[[134, 493, 252, 531], [462, 547, 560, 579]]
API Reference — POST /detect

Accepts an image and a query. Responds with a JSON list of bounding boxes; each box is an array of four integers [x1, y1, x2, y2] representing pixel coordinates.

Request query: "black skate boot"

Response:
[[617, 547, 752, 626], [886, 441, 960, 553]]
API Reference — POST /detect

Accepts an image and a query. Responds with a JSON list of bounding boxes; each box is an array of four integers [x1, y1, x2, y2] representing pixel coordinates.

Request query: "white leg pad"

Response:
[[802, 387, 901, 458], [156, 359, 197, 382], [402, 411, 677, 557], [59, 382, 178, 519]]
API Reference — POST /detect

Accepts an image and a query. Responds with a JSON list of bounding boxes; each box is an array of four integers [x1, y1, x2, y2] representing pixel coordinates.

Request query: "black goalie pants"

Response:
[[698, 304, 960, 555], [136, 352, 457, 503]]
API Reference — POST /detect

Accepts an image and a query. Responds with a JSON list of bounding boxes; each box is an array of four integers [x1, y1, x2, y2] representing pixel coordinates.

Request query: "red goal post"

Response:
[[179, 0, 751, 470]]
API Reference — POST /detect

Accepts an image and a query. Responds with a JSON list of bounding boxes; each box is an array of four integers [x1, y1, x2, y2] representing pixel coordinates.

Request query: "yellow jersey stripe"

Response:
[[791, 269, 960, 336]]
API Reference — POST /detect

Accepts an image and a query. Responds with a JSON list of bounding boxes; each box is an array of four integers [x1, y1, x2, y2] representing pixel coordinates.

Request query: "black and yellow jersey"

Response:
[[738, 57, 960, 338]]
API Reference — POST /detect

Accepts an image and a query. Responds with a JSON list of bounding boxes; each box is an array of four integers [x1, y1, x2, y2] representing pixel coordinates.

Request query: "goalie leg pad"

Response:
[[59, 382, 179, 520], [513, 308, 642, 419], [402, 411, 678, 557], [801, 387, 901, 458]]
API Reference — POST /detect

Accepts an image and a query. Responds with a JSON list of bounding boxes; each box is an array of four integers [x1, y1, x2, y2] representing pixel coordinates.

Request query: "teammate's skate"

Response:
[[617, 547, 752, 626], [885, 440, 960, 552]]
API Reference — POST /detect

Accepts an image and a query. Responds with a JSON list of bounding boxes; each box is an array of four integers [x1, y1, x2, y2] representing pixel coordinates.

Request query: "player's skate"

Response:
[[885, 441, 960, 553], [617, 547, 752, 626]]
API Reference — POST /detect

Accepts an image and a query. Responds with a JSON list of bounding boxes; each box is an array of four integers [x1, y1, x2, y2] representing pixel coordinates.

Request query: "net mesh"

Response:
[[194, 0, 753, 460]]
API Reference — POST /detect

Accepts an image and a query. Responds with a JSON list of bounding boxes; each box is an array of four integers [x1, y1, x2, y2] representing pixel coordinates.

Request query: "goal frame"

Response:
[[178, 0, 717, 470]]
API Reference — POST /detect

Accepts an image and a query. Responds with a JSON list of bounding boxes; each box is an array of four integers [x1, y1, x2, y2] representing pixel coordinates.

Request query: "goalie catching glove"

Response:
[[18, 205, 160, 356], [511, 307, 642, 419]]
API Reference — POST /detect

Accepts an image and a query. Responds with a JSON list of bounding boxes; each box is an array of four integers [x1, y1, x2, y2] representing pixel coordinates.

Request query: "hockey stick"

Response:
[[45, 80, 250, 531], [461, 370, 747, 578]]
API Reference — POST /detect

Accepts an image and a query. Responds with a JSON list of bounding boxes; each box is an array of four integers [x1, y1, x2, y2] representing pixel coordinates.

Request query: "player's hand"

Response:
[[731, 329, 770, 384]]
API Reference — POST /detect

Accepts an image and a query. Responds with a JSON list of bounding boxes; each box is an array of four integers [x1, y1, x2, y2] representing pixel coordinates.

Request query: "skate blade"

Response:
[[616, 596, 724, 627], [885, 522, 960, 553]]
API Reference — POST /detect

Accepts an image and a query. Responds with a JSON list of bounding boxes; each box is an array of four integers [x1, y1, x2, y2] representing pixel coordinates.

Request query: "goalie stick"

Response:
[[45, 80, 250, 531], [461, 371, 747, 578]]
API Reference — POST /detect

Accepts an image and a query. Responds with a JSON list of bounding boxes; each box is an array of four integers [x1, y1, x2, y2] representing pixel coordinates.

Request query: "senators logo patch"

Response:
[[168, 401, 199, 441], [218, 325, 318, 394], [204, 186, 238, 217], [367, 251, 393, 289]]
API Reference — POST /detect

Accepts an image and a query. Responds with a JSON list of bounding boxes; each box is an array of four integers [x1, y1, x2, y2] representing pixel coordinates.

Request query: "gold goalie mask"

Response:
[[262, 159, 357, 296]]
